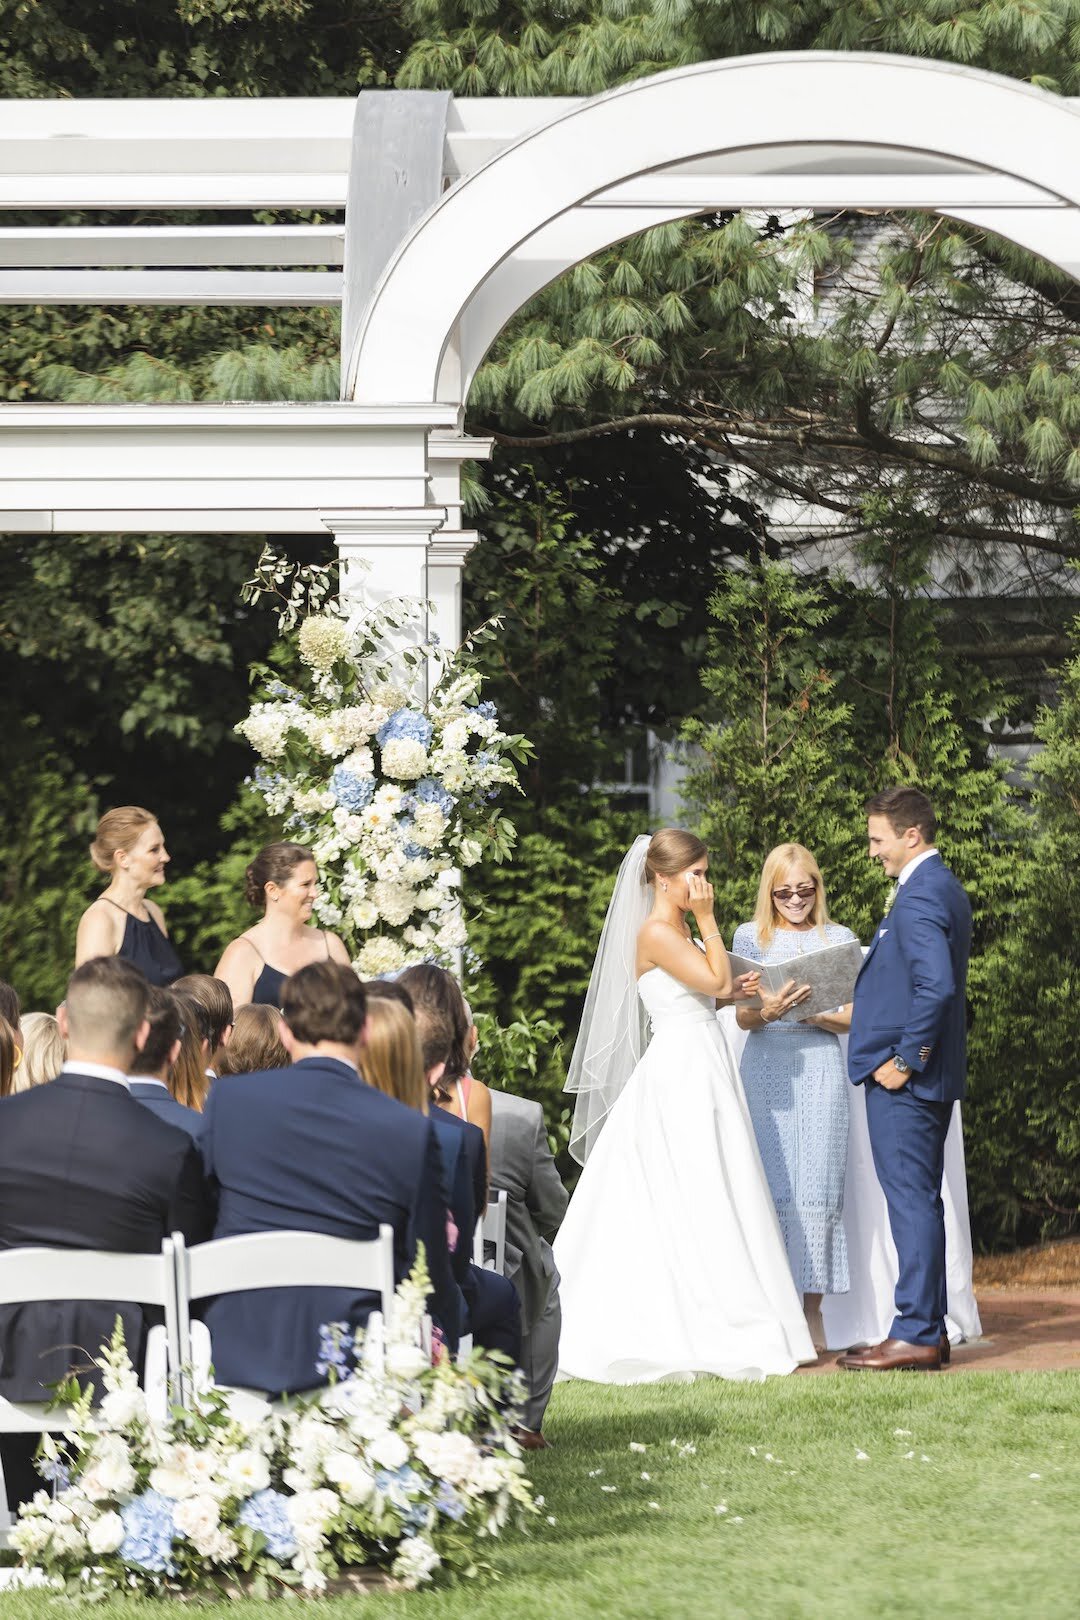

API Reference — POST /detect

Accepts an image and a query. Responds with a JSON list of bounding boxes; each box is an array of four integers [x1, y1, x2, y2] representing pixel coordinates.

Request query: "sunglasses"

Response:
[[772, 881, 817, 903]]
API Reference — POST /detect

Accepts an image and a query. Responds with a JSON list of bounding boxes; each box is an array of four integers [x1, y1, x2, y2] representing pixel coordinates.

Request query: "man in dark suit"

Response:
[[0, 956, 210, 1504], [199, 962, 466, 1395], [128, 986, 204, 1141], [841, 786, 972, 1372]]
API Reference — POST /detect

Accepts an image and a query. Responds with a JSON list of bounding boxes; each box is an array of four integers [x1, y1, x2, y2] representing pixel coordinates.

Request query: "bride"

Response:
[[554, 829, 816, 1382]]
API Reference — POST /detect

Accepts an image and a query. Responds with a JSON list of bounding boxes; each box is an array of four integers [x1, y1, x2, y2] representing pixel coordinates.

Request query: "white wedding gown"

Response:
[[554, 967, 816, 1382]]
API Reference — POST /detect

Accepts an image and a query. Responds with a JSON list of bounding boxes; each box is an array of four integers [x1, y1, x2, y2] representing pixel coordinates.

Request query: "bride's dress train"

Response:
[[554, 967, 816, 1383]]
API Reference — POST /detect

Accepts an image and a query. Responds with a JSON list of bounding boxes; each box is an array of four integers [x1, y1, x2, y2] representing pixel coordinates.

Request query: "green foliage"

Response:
[[470, 1010, 568, 1156], [160, 785, 279, 974]]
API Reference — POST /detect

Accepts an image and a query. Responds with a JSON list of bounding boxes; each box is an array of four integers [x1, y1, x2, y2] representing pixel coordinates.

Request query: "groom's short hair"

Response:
[[866, 785, 937, 844]]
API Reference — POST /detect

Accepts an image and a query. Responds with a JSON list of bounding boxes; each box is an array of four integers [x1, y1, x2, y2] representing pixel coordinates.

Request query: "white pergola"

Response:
[[4, 52, 1080, 645]]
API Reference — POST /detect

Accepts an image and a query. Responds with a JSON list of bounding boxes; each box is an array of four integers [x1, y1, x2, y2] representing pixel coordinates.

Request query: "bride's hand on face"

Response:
[[686, 873, 716, 924]]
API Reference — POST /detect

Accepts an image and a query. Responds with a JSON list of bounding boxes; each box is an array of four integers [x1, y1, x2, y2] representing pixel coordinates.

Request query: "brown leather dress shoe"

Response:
[[837, 1337, 942, 1372], [510, 1427, 551, 1451], [939, 1334, 951, 1366]]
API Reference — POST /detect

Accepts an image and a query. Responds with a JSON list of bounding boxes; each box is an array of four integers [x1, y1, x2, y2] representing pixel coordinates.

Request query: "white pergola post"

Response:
[[322, 507, 447, 682], [427, 530, 478, 649]]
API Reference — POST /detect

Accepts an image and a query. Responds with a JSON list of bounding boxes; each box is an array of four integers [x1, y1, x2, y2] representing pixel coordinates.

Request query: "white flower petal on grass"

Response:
[[894, 1428, 912, 1437], [629, 1442, 647, 1454], [903, 1451, 916, 1460], [1029, 1473, 1041, 1480], [647, 1502, 660, 1512], [921, 1455, 931, 1463], [600, 1485, 618, 1494], [640, 1472, 650, 1481], [546, 1515, 558, 1525], [732, 1516, 744, 1525], [587, 1469, 603, 1478], [714, 1504, 728, 1515], [748, 1446, 757, 1456], [855, 1450, 870, 1461]]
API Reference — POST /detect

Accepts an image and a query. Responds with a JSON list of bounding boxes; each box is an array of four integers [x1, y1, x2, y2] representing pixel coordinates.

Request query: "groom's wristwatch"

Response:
[[891, 1053, 911, 1075]]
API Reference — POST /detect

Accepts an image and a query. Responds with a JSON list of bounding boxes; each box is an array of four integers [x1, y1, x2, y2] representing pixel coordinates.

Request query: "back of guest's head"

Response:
[[397, 964, 469, 1084], [245, 842, 314, 908], [0, 1016, 17, 1098], [139, 985, 183, 1077], [644, 827, 708, 887], [282, 961, 366, 1047], [753, 843, 831, 948], [169, 991, 210, 1112], [0, 979, 21, 1032], [362, 997, 428, 1112], [363, 978, 415, 1016], [171, 974, 233, 1048], [89, 806, 157, 874], [64, 957, 149, 1058], [411, 999, 453, 1086], [216, 1004, 289, 1075], [866, 785, 937, 844], [17, 1012, 65, 1091]]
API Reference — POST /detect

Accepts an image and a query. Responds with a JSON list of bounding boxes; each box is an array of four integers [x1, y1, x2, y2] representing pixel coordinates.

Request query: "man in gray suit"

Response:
[[488, 1089, 568, 1447]]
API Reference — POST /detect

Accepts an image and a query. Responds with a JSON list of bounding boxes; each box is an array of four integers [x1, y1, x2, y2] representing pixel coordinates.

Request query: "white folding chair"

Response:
[[171, 1226, 396, 1402], [472, 1189, 508, 1275], [0, 1239, 181, 1542]]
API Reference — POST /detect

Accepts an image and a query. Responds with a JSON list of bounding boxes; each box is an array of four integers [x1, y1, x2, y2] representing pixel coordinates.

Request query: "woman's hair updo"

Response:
[[644, 828, 708, 885], [244, 841, 315, 908], [89, 806, 158, 874]]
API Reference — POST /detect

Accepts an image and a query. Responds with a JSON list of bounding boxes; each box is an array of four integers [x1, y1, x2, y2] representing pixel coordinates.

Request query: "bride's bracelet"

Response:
[[700, 931, 722, 945]]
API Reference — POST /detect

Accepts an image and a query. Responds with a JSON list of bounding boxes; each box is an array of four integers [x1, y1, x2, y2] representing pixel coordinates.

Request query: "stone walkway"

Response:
[[808, 1287, 1080, 1374]]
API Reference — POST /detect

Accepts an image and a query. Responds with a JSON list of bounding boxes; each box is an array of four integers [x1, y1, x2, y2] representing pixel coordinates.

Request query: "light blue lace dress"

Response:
[[732, 921, 854, 1296]]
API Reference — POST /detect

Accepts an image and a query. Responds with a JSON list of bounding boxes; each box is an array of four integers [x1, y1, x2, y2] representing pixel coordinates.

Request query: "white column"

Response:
[[427, 530, 478, 651], [321, 506, 447, 686]]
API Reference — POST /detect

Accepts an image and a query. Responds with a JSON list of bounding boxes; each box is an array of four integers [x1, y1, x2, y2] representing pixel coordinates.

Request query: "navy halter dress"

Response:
[[104, 899, 184, 987]]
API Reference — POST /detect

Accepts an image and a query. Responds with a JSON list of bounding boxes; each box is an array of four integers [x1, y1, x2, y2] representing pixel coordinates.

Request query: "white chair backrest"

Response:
[[0, 1244, 174, 1307], [180, 1228, 395, 1302], [474, 1189, 508, 1274]]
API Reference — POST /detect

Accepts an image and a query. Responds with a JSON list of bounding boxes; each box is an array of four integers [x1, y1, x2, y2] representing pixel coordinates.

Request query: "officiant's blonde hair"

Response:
[[753, 843, 831, 948]]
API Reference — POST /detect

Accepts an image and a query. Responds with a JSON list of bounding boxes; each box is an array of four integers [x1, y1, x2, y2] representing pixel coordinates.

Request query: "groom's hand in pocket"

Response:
[[873, 1057, 910, 1090]]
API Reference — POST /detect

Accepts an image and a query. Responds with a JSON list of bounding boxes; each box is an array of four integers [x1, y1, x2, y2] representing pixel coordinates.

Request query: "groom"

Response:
[[839, 786, 972, 1373]]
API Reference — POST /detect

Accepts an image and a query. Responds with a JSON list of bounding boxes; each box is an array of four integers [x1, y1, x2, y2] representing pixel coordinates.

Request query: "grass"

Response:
[[5, 1371, 1080, 1619]]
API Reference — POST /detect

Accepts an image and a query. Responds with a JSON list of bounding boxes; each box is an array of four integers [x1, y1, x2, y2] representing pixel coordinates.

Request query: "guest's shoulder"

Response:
[[731, 922, 759, 956], [489, 1089, 543, 1128], [824, 922, 859, 945]]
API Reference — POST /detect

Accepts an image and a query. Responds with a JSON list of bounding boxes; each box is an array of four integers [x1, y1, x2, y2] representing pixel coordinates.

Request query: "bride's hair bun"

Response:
[[644, 828, 707, 885]]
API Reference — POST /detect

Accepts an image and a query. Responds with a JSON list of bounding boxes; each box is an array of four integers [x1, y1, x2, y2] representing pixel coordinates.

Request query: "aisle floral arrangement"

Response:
[[238, 595, 530, 976], [12, 1261, 536, 1597]]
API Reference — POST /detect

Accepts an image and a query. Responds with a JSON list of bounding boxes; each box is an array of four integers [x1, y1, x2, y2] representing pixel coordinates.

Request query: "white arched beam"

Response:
[[346, 52, 1080, 406]]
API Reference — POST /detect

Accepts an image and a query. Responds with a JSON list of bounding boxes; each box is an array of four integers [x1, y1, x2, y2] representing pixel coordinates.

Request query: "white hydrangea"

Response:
[[440, 718, 470, 751], [341, 745, 375, 779], [410, 805, 446, 848], [239, 706, 292, 760], [372, 879, 417, 928], [80, 1444, 136, 1503], [381, 738, 428, 780], [392, 1535, 441, 1589], [297, 614, 349, 671], [287, 1487, 340, 1548], [356, 936, 407, 977]]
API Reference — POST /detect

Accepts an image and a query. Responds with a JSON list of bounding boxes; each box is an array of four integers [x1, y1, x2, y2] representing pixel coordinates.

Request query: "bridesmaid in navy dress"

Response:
[[213, 842, 350, 1011], [75, 807, 184, 985], [733, 843, 856, 1354]]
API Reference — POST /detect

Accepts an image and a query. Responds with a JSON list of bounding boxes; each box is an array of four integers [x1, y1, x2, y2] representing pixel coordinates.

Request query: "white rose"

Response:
[[81, 1451, 136, 1502], [321, 1451, 375, 1505], [98, 1387, 147, 1430], [48, 1523, 86, 1559], [342, 746, 375, 778], [351, 899, 378, 930], [440, 719, 470, 751], [344, 815, 366, 842], [458, 838, 483, 867], [368, 1431, 409, 1472], [149, 1443, 212, 1501], [287, 1487, 340, 1541], [413, 1429, 480, 1486], [332, 806, 350, 829], [225, 1450, 270, 1497], [173, 1494, 221, 1546]]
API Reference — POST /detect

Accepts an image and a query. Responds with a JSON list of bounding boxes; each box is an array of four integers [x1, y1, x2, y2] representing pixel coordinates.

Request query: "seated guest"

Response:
[[199, 962, 466, 1394], [129, 987, 204, 1141], [172, 974, 234, 1078], [486, 1077, 569, 1450], [213, 842, 350, 1010], [16, 1011, 66, 1091], [361, 992, 483, 1307], [0, 980, 21, 1042], [215, 1004, 289, 1076], [169, 992, 212, 1113], [405, 993, 521, 1369], [0, 957, 210, 1507], [398, 964, 493, 1149]]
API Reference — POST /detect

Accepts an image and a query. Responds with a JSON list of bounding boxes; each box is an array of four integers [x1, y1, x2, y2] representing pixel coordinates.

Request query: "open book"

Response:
[[728, 937, 864, 1022]]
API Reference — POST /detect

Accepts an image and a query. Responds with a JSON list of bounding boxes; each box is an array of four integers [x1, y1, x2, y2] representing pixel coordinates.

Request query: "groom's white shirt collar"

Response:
[[60, 1059, 130, 1090], [898, 847, 940, 886]]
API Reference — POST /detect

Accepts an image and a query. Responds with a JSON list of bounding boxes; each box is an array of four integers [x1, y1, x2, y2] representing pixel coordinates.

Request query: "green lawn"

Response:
[[6, 1371, 1080, 1619]]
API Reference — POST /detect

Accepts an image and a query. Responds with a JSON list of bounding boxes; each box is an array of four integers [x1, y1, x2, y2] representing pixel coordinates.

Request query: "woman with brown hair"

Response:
[[0, 1017, 18, 1098], [75, 807, 183, 985], [215, 1004, 290, 1076], [169, 992, 211, 1112], [213, 842, 350, 1010], [733, 844, 857, 1351], [397, 963, 491, 1148], [554, 829, 815, 1384]]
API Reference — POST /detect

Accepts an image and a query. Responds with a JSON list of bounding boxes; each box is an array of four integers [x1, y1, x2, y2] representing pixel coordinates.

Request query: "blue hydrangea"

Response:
[[253, 765, 285, 796], [434, 1483, 467, 1521], [266, 680, 297, 702], [238, 1489, 298, 1561], [375, 1465, 424, 1511], [36, 1456, 69, 1491], [396, 819, 428, 861], [474, 750, 496, 770], [377, 710, 433, 749], [475, 701, 497, 722], [315, 1320, 353, 1381], [411, 777, 454, 817], [120, 1490, 177, 1574], [330, 765, 375, 813]]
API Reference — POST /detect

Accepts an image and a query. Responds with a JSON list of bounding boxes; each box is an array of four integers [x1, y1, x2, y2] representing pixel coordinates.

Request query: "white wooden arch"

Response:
[[348, 51, 1080, 411]]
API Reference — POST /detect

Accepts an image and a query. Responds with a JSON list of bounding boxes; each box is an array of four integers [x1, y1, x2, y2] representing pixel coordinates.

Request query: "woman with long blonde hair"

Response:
[[733, 842, 858, 1351], [554, 829, 816, 1384]]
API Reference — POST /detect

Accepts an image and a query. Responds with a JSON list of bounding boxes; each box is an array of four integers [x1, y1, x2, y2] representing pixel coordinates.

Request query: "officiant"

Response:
[[732, 844, 858, 1353]]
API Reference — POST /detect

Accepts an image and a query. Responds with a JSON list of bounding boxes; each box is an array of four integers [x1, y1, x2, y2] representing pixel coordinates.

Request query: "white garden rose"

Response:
[[413, 1429, 481, 1486], [99, 1386, 148, 1430], [80, 1449, 136, 1502], [440, 718, 470, 751], [368, 1431, 410, 1471], [173, 1494, 222, 1546], [381, 738, 427, 780], [149, 1443, 215, 1500], [321, 1450, 376, 1505], [341, 745, 375, 779], [225, 1450, 271, 1496], [350, 899, 379, 930], [458, 838, 483, 868], [287, 1487, 340, 1546]]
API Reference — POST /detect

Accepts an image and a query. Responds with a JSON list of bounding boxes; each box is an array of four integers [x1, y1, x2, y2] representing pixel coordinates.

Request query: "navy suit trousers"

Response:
[[865, 1081, 954, 1345]]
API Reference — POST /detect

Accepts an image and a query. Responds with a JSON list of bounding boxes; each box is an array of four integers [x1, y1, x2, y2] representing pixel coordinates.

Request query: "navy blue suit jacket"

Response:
[[199, 1057, 466, 1393], [129, 1080, 204, 1142], [848, 854, 972, 1103]]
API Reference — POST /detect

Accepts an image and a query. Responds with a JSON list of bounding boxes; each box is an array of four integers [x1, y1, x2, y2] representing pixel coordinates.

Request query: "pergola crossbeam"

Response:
[[0, 226, 345, 268], [0, 271, 343, 305]]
